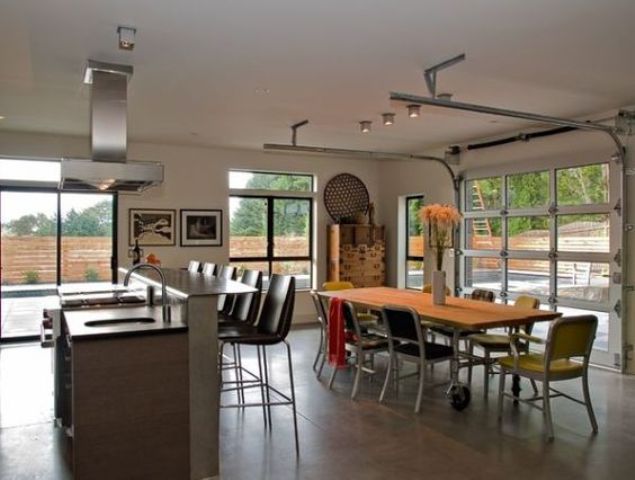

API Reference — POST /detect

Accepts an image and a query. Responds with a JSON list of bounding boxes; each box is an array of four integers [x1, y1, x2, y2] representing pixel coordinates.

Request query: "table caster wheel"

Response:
[[449, 385, 471, 411]]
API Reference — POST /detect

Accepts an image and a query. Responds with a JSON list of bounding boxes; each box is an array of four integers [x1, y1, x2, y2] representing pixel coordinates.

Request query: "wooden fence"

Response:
[[1, 236, 112, 285]]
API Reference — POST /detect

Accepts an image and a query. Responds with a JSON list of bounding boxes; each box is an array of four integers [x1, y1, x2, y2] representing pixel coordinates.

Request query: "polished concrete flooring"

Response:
[[1, 326, 635, 479]]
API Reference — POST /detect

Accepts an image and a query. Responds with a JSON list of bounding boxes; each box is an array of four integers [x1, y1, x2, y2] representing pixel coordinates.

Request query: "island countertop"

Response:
[[118, 267, 257, 299], [64, 305, 187, 341]]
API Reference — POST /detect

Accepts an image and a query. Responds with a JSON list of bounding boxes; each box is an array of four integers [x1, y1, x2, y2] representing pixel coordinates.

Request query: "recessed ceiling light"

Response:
[[360, 121, 372, 133], [382, 113, 395, 126], [117, 26, 136, 51], [255, 87, 271, 95], [0, 115, 5, 120], [407, 104, 420, 118]]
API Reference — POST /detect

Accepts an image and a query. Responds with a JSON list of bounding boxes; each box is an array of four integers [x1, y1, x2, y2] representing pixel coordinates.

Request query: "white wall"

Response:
[[0, 131, 381, 323]]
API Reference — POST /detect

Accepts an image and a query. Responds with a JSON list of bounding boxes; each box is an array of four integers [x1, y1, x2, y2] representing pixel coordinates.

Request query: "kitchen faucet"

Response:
[[123, 264, 171, 323]]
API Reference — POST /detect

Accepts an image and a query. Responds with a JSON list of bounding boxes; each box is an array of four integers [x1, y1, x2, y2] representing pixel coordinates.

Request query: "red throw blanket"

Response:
[[328, 298, 348, 368]]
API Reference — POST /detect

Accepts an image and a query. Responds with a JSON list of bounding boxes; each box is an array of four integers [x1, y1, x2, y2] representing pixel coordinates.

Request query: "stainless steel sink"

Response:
[[84, 318, 156, 327]]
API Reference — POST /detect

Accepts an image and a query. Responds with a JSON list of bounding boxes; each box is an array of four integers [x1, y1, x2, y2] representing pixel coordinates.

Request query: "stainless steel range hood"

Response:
[[60, 60, 163, 193]]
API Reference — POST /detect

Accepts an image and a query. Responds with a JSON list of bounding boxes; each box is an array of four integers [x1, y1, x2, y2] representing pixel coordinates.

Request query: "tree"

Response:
[[231, 174, 310, 237], [4, 213, 56, 236], [3, 200, 112, 237], [63, 200, 112, 237]]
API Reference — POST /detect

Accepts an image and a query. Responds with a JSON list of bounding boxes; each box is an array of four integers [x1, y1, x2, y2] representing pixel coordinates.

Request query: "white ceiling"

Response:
[[1, 0, 634, 153]]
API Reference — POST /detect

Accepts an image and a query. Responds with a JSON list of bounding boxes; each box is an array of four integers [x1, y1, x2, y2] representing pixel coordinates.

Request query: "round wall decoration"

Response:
[[324, 173, 370, 223]]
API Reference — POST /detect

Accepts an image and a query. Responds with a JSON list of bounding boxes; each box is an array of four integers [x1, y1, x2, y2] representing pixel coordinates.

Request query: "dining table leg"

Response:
[[447, 329, 471, 411], [512, 374, 521, 405]]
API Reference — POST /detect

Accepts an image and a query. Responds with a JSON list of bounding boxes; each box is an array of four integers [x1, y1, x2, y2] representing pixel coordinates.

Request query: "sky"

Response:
[[0, 159, 112, 222]]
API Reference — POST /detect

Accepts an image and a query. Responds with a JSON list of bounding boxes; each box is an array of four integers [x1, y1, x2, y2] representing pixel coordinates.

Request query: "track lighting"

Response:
[[382, 113, 395, 126], [407, 104, 421, 118], [360, 121, 372, 133]]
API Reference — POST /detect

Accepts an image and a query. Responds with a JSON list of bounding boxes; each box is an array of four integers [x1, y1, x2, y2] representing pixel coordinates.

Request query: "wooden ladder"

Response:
[[470, 183, 494, 248]]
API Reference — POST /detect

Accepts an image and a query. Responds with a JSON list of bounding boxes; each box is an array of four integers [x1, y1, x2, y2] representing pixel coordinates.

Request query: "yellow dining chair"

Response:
[[321, 281, 378, 324], [497, 315, 598, 441], [468, 295, 540, 398], [421, 283, 451, 295]]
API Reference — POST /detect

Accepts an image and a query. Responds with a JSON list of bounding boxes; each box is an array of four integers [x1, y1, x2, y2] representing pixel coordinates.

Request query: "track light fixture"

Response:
[[407, 104, 421, 118], [360, 121, 372, 133], [382, 113, 395, 126]]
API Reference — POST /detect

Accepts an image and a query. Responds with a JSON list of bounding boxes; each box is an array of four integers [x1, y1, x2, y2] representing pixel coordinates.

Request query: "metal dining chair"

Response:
[[328, 301, 388, 400], [310, 291, 329, 379], [379, 305, 454, 413], [468, 294, 540, 397], [497, 315, 598, 441]]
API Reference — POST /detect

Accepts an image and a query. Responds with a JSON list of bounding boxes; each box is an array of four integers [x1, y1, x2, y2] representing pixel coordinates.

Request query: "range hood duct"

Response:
[[60, 60, 163, 192]]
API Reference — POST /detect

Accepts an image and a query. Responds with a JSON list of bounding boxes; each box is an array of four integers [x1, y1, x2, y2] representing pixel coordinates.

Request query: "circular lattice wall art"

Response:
[[324, 173, 370, 222]]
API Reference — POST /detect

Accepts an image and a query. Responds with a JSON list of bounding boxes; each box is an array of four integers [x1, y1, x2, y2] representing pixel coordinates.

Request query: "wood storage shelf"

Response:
[[327, 224, 385, 287]]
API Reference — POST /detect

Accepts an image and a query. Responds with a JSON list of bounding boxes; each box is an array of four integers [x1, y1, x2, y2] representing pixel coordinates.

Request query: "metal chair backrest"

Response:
[[231, 269, 262, 323], [381, 305, 425, 348], [322, 281, 354, 291], [217, 265, 237, 312], [202, 262, 216, 276], [471, 289, 495, 302], [546, 315, 597, 362], [218, 265, 236, 280], [513, 295, 540, 334], [188, 260, 201, 273], [310, 291, 328, 328], [341, 301, 363, 340], [257, 274, 295, 340]]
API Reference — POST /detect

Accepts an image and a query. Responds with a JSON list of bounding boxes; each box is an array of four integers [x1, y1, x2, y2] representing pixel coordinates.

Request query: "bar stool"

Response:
[[218, 274, 299, 454]]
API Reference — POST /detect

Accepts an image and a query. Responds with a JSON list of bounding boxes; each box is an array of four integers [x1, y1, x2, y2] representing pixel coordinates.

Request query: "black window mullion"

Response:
[[56, 192, 61, 286]]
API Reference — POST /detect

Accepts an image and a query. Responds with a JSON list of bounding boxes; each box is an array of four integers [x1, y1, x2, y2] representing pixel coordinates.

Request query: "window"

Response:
[[229, 171, 313, 290], [0, 158, 60, 183], [405, 195, 424, 289], [461, 161, 615, 362], [229, 170, 313, 192]]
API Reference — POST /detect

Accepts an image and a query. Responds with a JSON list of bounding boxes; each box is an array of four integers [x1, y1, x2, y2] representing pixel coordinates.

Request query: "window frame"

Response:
[[405, 194, 425, 290], [229, 193, 314, 290], [228, 169, 314, 193]]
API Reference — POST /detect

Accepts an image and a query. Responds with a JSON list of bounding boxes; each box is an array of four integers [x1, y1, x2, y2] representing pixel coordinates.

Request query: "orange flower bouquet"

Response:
[[420, 204, 461, 271]]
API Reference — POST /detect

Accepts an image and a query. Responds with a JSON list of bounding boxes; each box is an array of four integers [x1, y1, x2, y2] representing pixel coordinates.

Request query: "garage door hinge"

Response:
[[613, 249, 622, 267], [614, 199, 622, 216], [614, 300, 621, 318]]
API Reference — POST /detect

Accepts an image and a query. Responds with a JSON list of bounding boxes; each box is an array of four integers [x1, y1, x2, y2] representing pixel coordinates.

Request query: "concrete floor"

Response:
[[1, 326, 635, 479]]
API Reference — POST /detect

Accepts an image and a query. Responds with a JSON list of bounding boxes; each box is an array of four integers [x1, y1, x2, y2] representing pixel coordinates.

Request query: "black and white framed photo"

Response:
[[180, 209, 223, 247], [129, 208, 176, 246]]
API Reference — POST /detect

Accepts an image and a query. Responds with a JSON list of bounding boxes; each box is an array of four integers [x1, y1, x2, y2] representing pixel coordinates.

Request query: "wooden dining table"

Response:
[[318, 287, 561, 410]]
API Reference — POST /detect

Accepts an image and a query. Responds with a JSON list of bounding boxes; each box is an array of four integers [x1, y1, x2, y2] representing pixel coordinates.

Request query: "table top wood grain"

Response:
[[318, 287, 560, 330]]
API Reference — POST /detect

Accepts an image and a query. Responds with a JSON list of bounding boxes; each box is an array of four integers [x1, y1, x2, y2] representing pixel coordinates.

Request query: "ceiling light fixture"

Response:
[[407, 104, 420, 118], [382, 113, 395, 126], [360, 121, 372, 133], [117, 26, 136, 51], [0, 115, 5, 120]]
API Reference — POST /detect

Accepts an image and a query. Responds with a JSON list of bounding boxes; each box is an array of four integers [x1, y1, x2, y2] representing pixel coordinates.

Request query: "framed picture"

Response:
[[129, 209, 176, 246], [180, 209, 223, 247]]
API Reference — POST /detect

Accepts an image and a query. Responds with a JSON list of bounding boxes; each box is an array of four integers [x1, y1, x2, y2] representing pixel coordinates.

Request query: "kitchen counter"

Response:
[[119, 267, 256, 299], [63, 305, 187, 341]]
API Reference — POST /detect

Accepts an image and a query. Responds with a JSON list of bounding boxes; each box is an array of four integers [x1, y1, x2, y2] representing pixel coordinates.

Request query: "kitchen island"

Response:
[[118, 267, 256, 480], [61, 268, 255, 480]]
